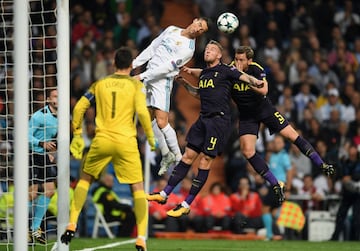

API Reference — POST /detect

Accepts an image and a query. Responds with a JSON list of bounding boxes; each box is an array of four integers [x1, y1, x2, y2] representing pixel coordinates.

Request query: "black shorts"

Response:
[[186, 114, 231, 158], [29, 152, 57, 185], [238, 101, 289, 136]]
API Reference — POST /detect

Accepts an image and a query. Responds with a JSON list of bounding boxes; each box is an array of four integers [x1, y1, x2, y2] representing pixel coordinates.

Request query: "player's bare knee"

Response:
[[241, 148, 256, 159], [156, 118, 168, 129]]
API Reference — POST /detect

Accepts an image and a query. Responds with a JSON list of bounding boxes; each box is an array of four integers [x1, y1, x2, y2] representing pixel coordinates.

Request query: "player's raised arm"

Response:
[[238, 72, 268, 96], [175, 74, 200, 99], [182, 66, 202, 78]]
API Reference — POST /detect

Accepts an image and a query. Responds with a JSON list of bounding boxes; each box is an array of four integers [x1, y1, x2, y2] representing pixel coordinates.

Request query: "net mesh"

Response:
[[0, 0, 58, 249]]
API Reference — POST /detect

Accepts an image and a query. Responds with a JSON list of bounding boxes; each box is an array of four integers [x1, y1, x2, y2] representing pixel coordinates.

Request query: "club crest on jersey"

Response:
[[199, 79, 214, 88]]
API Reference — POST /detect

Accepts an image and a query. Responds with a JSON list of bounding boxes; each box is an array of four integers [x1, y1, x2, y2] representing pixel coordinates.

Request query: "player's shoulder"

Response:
[[219, 63, 238, 73], [164, 25, 181, 33], [249, 62, 264, 71]]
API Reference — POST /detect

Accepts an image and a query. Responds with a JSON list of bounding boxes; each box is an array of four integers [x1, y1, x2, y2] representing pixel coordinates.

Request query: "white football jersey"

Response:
[[133, 26, 196, 82]]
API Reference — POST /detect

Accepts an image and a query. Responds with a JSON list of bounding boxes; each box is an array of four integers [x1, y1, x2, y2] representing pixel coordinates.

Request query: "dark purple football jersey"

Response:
[[231, 62, 267, 112], [199, 63, 241, 117]]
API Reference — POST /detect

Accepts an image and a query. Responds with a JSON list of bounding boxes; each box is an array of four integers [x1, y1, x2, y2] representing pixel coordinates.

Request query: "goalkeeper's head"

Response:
[[114, 47, 133, 70]]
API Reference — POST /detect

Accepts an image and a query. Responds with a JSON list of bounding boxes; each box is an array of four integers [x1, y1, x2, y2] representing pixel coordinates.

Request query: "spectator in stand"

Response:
[[113, 12, 138, 48], [333, 0, 360, 35], [87, 0, 117, 33], [328, 39, 358, 80], [299, 174, 325, 240], [317, 88, 347, 123], [71, 10, 101, 46], [91, 173, 136, 237], [331, 144, 360, 241], [312, 140, 337, 195], [131, 0, 164, 25], [232, 23, 257, 50], [230, 177, 263, 234], [294, 83, 318, 123], [313, 59, 340, 96], [261, 134, 294, 240], [289, 137, 312, 193], [299, 174, 325, 214], [136, 13, 158, 47], [349, 109, 360, 139], [198, 182, 231, 232], [256, 36, 281, 64]]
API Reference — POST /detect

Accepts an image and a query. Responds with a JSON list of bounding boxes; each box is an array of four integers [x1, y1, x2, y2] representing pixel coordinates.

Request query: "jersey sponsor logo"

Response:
[[199, 79, 215, 88], [233, 82, 250, 92]]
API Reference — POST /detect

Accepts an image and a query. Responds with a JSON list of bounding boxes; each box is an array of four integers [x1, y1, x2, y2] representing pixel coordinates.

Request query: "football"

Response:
[[217, 12, 239, 34]]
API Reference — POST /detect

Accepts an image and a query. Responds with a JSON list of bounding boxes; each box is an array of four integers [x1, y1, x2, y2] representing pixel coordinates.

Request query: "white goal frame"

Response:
[[12, 1, 70, 251]]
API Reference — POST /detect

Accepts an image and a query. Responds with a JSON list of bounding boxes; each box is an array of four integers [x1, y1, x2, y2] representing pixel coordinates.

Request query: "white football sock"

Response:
[[161, 123, 182, 161], [152, 119, 169, 156]]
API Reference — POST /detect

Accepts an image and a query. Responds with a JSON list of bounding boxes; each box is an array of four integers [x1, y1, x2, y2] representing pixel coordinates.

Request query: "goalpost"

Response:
[[0, 0, 69, 250]]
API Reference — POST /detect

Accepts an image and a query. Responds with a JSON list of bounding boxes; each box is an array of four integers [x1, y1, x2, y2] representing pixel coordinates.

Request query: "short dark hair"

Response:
[[235, 46, 254, 60], [198, 16, 212, 30], [114, 47, 133, 70]]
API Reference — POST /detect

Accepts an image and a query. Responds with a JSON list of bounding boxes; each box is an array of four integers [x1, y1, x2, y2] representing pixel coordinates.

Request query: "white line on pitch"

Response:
[[74, 239, 136, 251]]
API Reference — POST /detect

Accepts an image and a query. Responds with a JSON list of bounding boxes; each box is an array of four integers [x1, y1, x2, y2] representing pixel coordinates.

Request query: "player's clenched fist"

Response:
[[70, 134, 85, 159]]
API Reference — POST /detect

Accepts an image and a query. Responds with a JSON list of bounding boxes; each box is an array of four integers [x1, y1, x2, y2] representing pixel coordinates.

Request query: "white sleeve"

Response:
[[132, 29, 167, 68], [140, 60, 179, 80]]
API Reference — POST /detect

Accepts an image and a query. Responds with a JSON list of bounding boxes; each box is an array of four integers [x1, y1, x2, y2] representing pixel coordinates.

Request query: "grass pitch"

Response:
[[1, 237, 358, 251], [10, 238, 358, 251]]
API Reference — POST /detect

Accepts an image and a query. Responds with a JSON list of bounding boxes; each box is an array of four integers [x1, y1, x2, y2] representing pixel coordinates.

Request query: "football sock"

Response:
[[31, 194, 51, 231], [152, 119, 169, 156], [294, 136, 323, 167], [68, 179, 90, 229], [262, 213, 273, 240], [133, 190, 148, 237], [248, 153, 278, 186], [161, 123, 182, 161], [185, 168, 209, 205], [164, 161, 191, 195]]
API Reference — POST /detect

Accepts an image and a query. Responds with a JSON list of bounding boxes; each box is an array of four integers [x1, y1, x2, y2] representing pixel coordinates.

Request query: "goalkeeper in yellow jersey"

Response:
[[61, 47, 157, 251]]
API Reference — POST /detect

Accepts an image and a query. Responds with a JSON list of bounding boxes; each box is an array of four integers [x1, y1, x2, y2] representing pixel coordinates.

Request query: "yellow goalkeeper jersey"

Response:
[[72, 74, 153, 141]]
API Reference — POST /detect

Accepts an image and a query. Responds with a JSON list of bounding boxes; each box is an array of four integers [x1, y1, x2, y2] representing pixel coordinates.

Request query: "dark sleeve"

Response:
[[226, 65, 242, 80], [252, 64, 266, 81]]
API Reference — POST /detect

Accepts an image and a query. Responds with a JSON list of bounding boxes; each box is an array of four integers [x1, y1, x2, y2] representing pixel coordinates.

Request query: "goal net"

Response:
[[0, 0, 59, 250]]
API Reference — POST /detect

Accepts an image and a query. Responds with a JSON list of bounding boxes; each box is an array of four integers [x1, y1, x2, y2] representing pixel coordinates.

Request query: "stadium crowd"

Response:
[[1, 0, 360, 242]]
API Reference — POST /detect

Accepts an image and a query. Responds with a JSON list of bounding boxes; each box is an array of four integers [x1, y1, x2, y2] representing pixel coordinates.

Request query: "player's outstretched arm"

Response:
[[239, 73, 268, 96], [182, 66, 202, 78], [175, 75, 200, 99]]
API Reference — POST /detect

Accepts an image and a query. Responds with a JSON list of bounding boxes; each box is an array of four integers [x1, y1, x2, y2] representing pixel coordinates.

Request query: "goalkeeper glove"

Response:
[[148, 136, 158, 151], [70, 134, 85, 159]]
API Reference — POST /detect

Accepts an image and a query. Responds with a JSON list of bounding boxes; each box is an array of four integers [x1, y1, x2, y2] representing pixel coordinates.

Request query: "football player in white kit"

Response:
[[132, 17, 210, 176]]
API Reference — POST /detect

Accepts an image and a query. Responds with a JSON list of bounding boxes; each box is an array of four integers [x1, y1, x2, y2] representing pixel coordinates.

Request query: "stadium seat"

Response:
[[91, 203, 121, 239]]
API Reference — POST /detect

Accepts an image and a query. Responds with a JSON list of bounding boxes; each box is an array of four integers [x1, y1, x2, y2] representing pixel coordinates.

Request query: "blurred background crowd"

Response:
[[1, 0, 360, 241]]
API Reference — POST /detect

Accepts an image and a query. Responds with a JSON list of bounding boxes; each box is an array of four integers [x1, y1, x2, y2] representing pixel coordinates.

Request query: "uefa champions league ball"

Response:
[[217, 12, 239, 34]]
